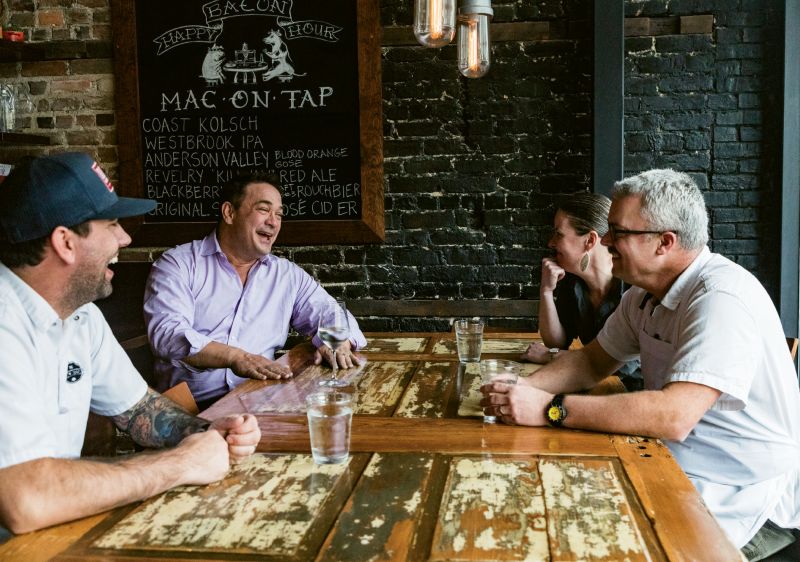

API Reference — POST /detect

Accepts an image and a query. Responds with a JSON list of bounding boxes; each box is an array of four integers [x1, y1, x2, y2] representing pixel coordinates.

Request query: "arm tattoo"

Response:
[[111, 388, 210, 448]]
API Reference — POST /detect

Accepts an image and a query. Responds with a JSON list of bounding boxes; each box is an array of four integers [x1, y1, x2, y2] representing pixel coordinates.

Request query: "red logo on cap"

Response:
[[91, 162, 114, 192]]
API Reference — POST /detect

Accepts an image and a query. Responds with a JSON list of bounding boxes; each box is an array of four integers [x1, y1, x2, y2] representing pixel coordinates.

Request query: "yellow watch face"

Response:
[[548, 406, 561, 421]]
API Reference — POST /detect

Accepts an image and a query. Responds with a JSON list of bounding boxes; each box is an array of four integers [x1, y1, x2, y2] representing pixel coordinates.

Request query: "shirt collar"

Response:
[[200, 229, 274, 265], [658, 246, 712, 310], [0, 262, 80, 328]]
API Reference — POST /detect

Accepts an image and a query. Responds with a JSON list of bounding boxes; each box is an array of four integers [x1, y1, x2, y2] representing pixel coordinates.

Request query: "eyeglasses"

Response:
[[606, 225, 675, 241]]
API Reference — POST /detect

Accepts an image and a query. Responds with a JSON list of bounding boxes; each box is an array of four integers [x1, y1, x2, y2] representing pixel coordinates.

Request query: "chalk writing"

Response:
[[136, 0, 361, 222]]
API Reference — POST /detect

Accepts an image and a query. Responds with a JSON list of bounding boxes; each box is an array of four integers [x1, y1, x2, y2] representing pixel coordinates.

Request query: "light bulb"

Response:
[[457, 1, 492, 78], [413, 0, 456, 48]]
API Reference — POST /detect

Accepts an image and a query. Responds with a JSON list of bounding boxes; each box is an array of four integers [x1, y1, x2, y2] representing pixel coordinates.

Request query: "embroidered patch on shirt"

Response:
[[66, 362, 83, 383]]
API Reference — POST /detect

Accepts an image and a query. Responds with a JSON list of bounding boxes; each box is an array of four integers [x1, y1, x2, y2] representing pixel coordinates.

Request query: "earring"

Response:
[[580, 253, 589, 271]]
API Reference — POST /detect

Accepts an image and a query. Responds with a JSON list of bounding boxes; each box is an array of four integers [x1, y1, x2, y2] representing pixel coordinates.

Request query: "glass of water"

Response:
[[454, 318, 484, 362], [318, 300, 351, 387], [479, 359, 520, 423], [305, 390, 353, 464]]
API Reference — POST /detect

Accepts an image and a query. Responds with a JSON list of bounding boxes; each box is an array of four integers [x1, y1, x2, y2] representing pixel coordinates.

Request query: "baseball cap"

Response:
[[0, 152, 156, 243]]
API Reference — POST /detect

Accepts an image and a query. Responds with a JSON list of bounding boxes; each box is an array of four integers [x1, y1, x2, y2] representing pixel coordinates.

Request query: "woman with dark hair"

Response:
[[522, 192, 641, 389]]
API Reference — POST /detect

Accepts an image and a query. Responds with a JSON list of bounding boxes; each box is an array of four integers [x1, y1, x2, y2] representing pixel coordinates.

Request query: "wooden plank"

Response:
[[254, 417, 618, 456], [432, 336, 536, 356], [363, 336, 430, 353], [430, 456, 550, 561], [624, 17, 651, 36], [491, 21, 552, 42], [539, 457, 662, 561], [648, 17, 680, 36], [626, 16, 701, 37], [612, 436, 742, 562], [680, 15, 713, 35], [317, 453, 436, 561], [236, 361, 416, 417], [395, 361, 455, 418], [348, 300, 538, 318], [0, 513, 107, 562], [60, 454, 369, 561]]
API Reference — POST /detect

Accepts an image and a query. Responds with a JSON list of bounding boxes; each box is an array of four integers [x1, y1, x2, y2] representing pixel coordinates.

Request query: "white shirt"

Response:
[[597, 248, 800, 547], [0, 264, 147, 469]]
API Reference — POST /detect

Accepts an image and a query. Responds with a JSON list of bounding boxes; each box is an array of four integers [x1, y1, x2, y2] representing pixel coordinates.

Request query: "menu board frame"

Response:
[[111, 0, 384, 246]]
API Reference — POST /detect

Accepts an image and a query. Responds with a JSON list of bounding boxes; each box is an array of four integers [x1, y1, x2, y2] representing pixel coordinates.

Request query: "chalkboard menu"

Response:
[[112, 0, 383, 245]]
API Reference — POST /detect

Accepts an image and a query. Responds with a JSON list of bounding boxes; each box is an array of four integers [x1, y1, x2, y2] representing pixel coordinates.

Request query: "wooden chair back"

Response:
[[162, 381, 199, 415]]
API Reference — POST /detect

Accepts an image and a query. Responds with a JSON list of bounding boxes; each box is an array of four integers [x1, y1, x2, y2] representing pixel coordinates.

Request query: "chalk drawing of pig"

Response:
[[201, 45, 226, 86]]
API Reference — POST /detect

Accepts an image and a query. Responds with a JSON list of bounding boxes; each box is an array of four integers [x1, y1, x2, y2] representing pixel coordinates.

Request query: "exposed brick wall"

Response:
[[0, 0, 787, 332], [623, 0, 784, 298]]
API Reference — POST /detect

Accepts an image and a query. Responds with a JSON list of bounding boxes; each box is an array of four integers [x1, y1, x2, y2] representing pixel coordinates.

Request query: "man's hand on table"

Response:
[[480, 381, 555, 426], [210, 414, 261, 462], [314, 340, 363, 369], [231, 349, 293, 380], [175, 429, 231, 485]]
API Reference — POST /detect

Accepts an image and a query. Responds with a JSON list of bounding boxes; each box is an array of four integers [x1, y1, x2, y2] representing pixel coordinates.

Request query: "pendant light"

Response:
[[457, 0, 493, 78], [413, 0, 457, 48]]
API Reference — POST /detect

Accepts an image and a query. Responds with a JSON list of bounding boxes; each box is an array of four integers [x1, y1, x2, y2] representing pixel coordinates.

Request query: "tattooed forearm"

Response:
[[111, 388, 210, 448]]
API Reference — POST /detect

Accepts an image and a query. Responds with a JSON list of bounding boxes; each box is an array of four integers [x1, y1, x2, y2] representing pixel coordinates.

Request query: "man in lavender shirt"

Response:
[[144, 172, 367, 408]]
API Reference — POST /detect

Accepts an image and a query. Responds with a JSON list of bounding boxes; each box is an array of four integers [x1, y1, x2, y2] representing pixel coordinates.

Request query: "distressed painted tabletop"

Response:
[[1, 332, 740, 561]]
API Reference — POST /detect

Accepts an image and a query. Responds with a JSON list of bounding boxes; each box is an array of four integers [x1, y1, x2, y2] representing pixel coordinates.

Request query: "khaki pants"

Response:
[[741, 520, 798, 561]]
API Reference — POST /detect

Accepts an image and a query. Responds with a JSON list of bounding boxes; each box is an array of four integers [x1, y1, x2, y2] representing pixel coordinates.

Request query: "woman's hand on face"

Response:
[[541, 257, 566, 293]]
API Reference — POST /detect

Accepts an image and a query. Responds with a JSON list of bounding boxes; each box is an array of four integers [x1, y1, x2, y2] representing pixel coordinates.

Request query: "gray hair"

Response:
[[612, 169, 709, 250]]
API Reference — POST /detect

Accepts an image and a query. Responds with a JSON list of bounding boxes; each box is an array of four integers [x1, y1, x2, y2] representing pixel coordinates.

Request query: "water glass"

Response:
[[305, 390, 353, 464], [317, 300, 351, 387], [479, 359, 520, 423], [455, 318, 483, 362]]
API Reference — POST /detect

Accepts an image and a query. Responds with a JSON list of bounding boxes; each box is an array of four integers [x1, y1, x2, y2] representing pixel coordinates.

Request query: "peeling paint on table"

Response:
[[318, 453, 435, 561], [237, 361, 416, 416], [433, 338, 536, 355], [431, 456, 549, 561], [363, 336, 429, 353], [92, 454, 350, 556], [395, 362, 452, 418], [539, 457, 650, 561]]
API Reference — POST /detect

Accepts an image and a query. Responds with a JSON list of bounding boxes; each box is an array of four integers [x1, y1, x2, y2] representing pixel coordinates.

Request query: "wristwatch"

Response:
[[545, 393, 567, 427], [548, 347, 559, 362]]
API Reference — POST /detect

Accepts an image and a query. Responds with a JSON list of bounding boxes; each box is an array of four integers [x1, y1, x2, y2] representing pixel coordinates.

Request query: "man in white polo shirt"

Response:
[[0, 153, 261, 536], [482, 169, 800, 560]]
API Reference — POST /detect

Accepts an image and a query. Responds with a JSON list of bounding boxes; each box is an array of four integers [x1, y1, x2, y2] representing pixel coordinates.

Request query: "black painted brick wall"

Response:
[[3, 0, 786, 332], [623, 0, 784, 298], [280, 0, 595, 331]]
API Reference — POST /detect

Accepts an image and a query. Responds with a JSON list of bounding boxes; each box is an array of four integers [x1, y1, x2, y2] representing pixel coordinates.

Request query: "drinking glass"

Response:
[[317, 300, 350, 387], [306, 390, 353, 464], [455, 318, 484, 362], [480, 359, 520, 423]]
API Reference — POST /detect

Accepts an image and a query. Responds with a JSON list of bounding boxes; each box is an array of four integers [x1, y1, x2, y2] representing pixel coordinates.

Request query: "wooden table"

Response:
[[1, 332, 740, 561]]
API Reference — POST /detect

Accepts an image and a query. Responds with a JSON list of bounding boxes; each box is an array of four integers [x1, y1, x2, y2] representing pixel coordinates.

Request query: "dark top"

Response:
[[553, 274, 642, 386]]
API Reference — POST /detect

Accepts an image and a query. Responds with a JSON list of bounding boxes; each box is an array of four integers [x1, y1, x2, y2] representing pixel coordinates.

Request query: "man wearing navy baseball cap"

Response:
[[0, 153, 261, 536]]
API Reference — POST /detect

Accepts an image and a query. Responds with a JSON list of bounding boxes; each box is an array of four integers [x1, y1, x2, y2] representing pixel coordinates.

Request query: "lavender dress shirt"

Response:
[[143, 232, 366, 403]]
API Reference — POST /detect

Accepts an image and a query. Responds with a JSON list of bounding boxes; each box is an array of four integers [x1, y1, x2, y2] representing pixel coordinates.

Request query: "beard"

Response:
[[62, 265, 113, 313]]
